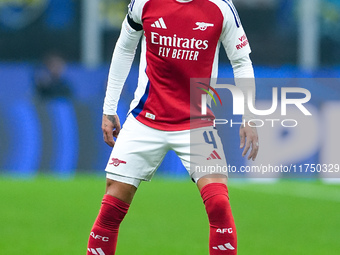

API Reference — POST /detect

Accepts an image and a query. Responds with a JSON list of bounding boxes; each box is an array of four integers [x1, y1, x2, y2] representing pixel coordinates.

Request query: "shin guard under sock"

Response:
[[201, 183, 237, 254], [87, 194, 129, 255]]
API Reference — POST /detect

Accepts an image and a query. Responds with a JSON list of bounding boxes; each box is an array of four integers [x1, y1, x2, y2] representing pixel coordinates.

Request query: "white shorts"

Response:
[[105, 114, 227, 187]]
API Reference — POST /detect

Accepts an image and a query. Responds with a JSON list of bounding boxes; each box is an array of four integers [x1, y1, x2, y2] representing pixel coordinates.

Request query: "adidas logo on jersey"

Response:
[[207, 150, 221, 160], [151, 17, 167, 29], [88, 248, 105, 255], [212, 243, 235, 251]]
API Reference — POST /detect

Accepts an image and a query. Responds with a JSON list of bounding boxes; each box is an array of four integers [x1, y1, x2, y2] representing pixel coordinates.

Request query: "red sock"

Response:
[[201, 183, 237, 255], [87, 194, 129, 255]]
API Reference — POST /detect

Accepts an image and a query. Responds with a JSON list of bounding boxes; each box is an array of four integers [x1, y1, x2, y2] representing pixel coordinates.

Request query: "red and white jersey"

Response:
[[127, 0, 251, 131]]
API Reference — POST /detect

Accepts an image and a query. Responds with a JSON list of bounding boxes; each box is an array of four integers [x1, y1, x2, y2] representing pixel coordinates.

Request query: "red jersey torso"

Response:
[[129, 0, 250, 130]]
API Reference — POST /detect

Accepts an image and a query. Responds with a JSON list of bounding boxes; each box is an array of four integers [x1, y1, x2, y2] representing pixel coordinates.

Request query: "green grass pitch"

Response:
[[0, 176, 339, 254]]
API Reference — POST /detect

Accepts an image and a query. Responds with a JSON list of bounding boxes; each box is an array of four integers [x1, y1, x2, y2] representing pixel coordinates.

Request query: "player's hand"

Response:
[[239, 122, 259, 161], [102, 114, 121, 147]]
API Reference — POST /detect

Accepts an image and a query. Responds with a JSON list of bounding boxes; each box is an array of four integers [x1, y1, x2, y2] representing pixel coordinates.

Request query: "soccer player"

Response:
[[87, 0, 259, 254]]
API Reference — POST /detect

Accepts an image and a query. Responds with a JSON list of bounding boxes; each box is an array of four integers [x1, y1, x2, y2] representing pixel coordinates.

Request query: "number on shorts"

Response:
[[203, 131, 217, 149]]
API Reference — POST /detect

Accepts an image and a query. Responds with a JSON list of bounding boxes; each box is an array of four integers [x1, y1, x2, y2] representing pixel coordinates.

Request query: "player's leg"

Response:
[[197, 176, 237, 255], [105, 178, 137, 204], [87, 178, 138, 255], [172, 127, 237, 254], [87, 114, 168, 255]]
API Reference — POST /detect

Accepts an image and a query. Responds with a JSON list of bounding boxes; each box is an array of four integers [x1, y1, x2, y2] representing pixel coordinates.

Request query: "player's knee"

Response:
[[96, 194, 130, 231], [105, 178, 137, 204], [205, 194, 230, 220], [200, 183, 231, 223]]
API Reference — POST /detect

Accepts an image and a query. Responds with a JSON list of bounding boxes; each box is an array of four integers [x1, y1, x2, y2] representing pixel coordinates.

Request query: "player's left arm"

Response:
[[232, 59, 259, 161], [220, 1, 259, 160], [231, 55, 259, 161], [239, 118, 259, 161]]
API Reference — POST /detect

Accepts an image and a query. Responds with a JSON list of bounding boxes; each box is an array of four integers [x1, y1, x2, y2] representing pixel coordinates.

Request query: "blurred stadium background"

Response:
[[0, 0, 339, 254]]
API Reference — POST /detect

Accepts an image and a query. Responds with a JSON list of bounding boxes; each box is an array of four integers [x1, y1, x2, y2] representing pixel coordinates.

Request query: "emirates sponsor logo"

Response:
[[151, 32, 209, 61], [151, 32, 209, 50]]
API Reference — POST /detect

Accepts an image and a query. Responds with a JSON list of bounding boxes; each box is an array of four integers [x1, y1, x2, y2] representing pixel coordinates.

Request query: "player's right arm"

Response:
[[102, 2, 144, 147]]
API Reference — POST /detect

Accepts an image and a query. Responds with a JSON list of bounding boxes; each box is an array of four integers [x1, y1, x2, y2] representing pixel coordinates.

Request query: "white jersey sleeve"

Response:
[[104, 0, 147, 116], [103, 16, 143, 115], [220, 0, 251, 61], [230, 55, 256, 122], [128, 0, 149, 25], [219, 0, 255, 122]]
